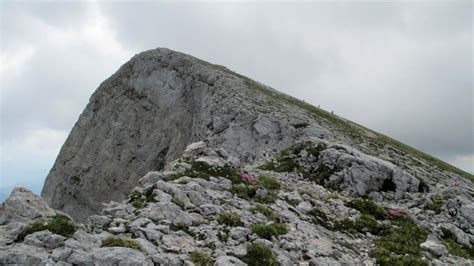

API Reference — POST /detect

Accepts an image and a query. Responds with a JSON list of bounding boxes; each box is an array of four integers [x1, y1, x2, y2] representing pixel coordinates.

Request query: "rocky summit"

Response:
[[1, 48, 473, 265]]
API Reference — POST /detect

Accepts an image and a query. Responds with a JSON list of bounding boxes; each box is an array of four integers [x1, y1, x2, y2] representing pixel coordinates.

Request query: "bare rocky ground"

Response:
[[1, 141, 473, 265]]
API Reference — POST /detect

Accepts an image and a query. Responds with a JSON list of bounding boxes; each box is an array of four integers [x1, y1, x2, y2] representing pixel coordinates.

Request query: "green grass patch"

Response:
[[370, 217, 428, 265], [254, 192, 278, 204], [251, 223, 288, 240], [170, 161, 242, 184], [257, 175, 281, 190], [425, 197, 444, 214], [308, 208, 328, 227], [333, 215, 390, 235], [242, 243, 278, 266], [345, 199, 387, 220], [217, 212, 243, 227], [259, 147, 299, 172], [101, 236, 141, 250], [299, 189, 316, 199], [128, 185, 157, 209], [190, 252, 214, 266], [230, 184, 257, 199], [283, 196, 300, 206], [441, 228, 474, 259], [251, 204, 276, 221], [17, 214, 76, 242]]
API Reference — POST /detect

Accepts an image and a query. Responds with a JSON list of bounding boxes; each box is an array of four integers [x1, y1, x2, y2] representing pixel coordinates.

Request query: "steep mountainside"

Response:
[[41, 48, 472, 222]]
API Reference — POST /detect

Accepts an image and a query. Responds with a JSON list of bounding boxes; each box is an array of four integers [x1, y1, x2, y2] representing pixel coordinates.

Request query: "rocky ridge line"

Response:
[[1, 141, 473, 265]]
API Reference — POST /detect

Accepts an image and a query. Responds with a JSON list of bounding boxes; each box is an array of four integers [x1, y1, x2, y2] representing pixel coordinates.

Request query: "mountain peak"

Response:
[[40, 48, 471, 222]]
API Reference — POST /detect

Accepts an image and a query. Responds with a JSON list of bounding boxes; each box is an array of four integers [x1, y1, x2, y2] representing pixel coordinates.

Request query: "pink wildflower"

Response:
[[388, 209, 402, 218], [240, 172, 256, 184]]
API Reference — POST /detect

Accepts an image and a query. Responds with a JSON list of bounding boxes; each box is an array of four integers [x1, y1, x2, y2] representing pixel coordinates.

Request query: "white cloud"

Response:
[[1, 127, 67, 162], [0, 0, 133, 196], [0, 127, 67, 191], [0, 45, 35, 75]]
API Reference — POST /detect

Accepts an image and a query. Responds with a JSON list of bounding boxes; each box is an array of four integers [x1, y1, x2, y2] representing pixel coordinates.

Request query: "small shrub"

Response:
[[190, 252, 214, 266], [332, 218, 356, 233], [354, 214, 390, 235], [305, 143, 327, 158], [17, 214, 76, 242], [370, 247, 428, 266], [303, 164, 336, 185], [128, 185, 156, 209], [170, 162, 242, 184], [217, 212, 243, 227], [130, 198, 145, 209], [333, 215, 389, 235], [260, 148, 299, 173], [17, 222, 47, 242], [283, 196, 300, 206], [254, 192, 278, 204], [230, 184, 257, 199], [308, 208, 328, 226], [371, 216, 428, 265], [251, 204, 276, 220], [345, 199, 387, 220], [251, 223, 288, 240], [101, 236, 141, 250], [299, 189, 316, 199], [441, 228, 474, 259], [46, 214, 76, 238], [242, 243, 278, 266], [425, 197, 444, 214], [257, 175, 281, 190]]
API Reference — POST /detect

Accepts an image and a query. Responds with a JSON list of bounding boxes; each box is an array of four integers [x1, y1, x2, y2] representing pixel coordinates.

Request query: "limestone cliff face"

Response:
[[41, 48, 319, 221], [41, 48, 472, 222]]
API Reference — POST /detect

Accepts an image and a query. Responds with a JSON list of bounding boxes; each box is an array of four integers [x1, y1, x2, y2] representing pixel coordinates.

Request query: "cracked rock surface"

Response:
[[1, 142, 473, 265]]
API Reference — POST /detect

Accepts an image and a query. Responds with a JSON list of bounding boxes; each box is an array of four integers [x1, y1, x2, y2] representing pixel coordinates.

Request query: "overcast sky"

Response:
[[1, 0, 472, 201]]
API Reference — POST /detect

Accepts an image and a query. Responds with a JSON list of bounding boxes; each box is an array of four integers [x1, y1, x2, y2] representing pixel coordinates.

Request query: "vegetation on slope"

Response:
[[17, 214, 76, 241], [203, 62, 472, 181]]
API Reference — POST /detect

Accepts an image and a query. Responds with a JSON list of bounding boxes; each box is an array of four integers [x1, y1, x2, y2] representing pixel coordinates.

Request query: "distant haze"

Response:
[[1, 1, 472, 201]]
